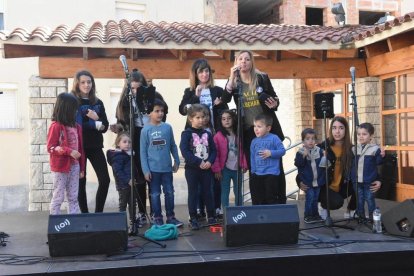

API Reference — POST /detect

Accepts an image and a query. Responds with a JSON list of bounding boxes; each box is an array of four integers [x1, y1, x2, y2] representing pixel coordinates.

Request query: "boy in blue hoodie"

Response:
[[250, 114, 286, 205], [140, 99, 182, 227], [294, 128, 326, 224]]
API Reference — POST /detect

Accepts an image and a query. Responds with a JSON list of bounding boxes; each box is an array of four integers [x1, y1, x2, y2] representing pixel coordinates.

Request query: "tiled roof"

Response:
[[0, 12, 413, 49]]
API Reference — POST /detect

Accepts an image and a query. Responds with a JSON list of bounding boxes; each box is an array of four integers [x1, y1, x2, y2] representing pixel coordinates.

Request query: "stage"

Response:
[[1, 199, 414, 276]]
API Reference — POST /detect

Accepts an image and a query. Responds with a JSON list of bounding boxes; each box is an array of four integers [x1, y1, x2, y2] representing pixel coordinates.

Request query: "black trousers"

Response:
[[118, 187, 138, 223], [78, 148, 110, 213], [250, 174, 279, 205], [244, 126, 287, 204], [319, 180, 356, 211]]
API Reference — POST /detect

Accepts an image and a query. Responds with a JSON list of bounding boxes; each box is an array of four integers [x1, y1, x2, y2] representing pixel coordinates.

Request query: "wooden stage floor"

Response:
[[1, 199, 414, 276]]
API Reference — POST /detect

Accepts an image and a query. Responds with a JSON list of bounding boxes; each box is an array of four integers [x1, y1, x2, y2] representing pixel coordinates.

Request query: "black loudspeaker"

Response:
[[314, 93, 335, 119], [224, 204, 299, 247], [48, 212, 128, 257], [382, 199, 414, 237]]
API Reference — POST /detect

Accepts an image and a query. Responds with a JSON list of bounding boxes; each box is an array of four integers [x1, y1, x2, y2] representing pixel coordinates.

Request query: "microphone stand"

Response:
[[235, 70, 244, 206], [121, 61, 166, 248], [350, 75, 361, 222]]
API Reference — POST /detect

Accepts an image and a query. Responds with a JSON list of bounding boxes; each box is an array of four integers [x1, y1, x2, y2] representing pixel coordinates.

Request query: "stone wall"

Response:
[[28, 76, 67, 211], [294, 79, 312, 142], [355, 77, 382, 145]]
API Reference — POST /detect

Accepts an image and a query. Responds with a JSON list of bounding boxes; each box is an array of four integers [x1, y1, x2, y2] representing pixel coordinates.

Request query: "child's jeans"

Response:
[[150, 172, 175, 219], [304, 186, 321, 217], [354, 182, 376, 218]]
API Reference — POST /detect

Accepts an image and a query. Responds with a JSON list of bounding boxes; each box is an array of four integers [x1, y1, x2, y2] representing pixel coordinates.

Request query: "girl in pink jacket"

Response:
[[47, 93, 85, 215], [212, 110, 248, 209]]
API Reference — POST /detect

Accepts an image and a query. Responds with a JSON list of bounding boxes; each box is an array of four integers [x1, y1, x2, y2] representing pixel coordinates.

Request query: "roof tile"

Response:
[[0, 12, 413, 47]]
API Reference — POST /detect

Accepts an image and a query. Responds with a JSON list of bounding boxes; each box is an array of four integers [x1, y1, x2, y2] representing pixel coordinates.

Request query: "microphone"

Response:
[[350, 66, 356, 84], [119, 55, 128, 72]]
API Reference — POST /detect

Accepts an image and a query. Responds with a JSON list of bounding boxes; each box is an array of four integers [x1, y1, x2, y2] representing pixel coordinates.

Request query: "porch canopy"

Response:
[[1, 12, 414, 81]]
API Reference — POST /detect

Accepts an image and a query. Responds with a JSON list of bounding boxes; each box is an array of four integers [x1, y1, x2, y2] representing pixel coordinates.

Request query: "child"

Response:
[[196, 105, 218, 220], [180, 104, 217, 230], [350, 122, 383, 221], [140, 99, 183, 227], [106, 132, 138, 233], [212, 110, 248, 210], [294, 128, 325, 223], [47, 93, 85, 215], [250, 114, 286, 205]]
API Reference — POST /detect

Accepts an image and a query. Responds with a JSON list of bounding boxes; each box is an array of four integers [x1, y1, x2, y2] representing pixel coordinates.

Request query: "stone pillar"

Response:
[[294, 79, 312, 142], [355, 77, 382, 145], [28, 76, 67, 211]]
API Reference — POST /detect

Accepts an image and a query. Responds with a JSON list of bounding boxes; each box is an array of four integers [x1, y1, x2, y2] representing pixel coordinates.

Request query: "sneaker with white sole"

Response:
[[344, 209, 356, 219]]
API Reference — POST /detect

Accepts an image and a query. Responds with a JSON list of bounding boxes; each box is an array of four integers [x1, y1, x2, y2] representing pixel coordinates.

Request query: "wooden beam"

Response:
[[364, 40, 389, 58], [169, 50, 187, 61], [366, 44, 414, 76], [253, 50, 270, 59], [312, 50, 327, 62], [82, 48, 88, 60], [327, 49, 358, 58], [39, 57, 367, 79], [387, 30, 414, 52], [3, 44, 82, 58], [287, 50, 313, 58], [305, 78, 349, 92]]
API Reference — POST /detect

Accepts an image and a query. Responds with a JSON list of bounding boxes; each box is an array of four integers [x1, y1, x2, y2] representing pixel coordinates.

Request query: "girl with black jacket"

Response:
[[72, 70, 110, 213]]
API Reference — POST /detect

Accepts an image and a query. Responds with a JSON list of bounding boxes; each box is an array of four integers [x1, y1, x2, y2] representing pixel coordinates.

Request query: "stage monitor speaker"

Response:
[[224, 204, 299, 247], [314, 92, 335, 119], [48, 212, 128, 257], [382, 199, 414, 237]]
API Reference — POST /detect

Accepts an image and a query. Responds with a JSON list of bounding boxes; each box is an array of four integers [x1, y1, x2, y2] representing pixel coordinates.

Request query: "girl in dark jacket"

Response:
[[72, 70, 110, 213]]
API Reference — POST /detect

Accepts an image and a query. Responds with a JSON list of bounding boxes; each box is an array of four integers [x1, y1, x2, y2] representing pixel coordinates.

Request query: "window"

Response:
[[0, 83, 20, 129], [359, 11, 386, 25], [381, 74, 414, 187], [306, 7, 324, 26]]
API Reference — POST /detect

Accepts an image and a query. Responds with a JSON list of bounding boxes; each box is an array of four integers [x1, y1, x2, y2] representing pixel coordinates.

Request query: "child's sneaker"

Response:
[[304, 216, 314, 224], [216, 208, 223, 220], [207, 217, 218, 225], [196, 212, 207, 222], [189, 218, 200, 230], [153, 217, 164, 226], [128, 221, 139, 236], [166, 217, 184, 227], [137, 213, 148, 228]]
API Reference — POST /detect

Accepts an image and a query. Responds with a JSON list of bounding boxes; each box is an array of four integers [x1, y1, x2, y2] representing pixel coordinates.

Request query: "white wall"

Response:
[[401, 0, 414, 13]]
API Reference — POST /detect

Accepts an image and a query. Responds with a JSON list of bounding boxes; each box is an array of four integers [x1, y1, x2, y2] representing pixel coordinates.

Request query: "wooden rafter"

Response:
[[364, 40, 389, 58], [169, 50, 187, 61], [386, 30, 414, 52], [305, 78, 349, 92], [39, 56, 367, 79], [366, 44, 414, 76]]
